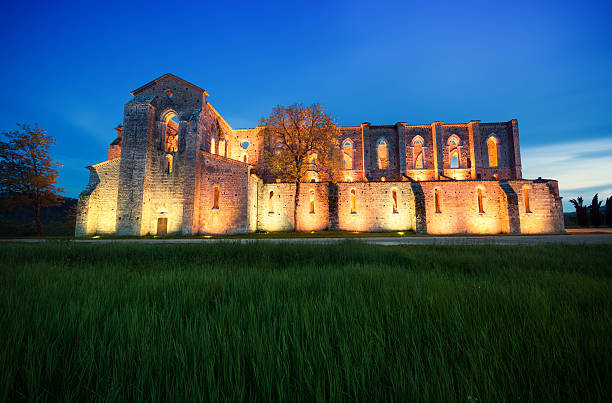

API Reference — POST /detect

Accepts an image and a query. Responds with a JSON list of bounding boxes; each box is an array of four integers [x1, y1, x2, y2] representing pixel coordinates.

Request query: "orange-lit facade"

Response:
[[76, 74, 565, 236]]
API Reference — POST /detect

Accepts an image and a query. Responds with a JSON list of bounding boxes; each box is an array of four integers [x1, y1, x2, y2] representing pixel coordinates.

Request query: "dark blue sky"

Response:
[[1, 0, 611, 207]]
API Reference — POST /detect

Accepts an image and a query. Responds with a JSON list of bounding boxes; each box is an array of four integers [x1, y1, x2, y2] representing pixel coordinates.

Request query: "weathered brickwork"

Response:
[[75, 158, 120, 236], [76, 74, 564, 236]]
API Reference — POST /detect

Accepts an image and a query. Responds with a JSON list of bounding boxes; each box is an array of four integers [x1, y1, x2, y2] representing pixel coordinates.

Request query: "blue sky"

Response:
[[1, 0, 611, 209]]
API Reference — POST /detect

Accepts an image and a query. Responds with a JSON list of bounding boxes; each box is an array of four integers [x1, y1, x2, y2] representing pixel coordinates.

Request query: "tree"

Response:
[[606, 196, 612, 227], [0, 124, 64, 236], [569, 197, 588, 227], [258, 104, 342, 230], [589, 193, 602, 227]]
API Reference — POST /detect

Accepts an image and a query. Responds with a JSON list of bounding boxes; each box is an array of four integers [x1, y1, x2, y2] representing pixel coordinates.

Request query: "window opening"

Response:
[[309, 190, 315, 214], [392, 189, 398, 213], [478, 188, 484, 213], [213, 185, 219, 209]]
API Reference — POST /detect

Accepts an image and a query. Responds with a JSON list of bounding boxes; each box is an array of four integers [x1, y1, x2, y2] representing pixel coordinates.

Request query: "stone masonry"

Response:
[[76, 74, 565, 236]]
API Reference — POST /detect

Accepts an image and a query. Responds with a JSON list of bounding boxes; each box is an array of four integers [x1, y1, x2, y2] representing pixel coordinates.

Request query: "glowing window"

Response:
[[164, 113, 179, 152], [392, 189, 398, 213], [309, 153, 318, 171], [211, 138, 216, 154], [218, 139, 226, 157], [478, 188, 484, 213], [450, 149, 459, 168], [343, 139, 354, 170], [166, 154, 173, 174], [411, 136, 424, 147], [524, 187, 531, 213], [377, 138, 388, 170], [415, 151, 423, 169], [350, 189, 356, 214], [487, 136, 498, 167], [213, 185, 219, 209], [268, 191, 274, 214], [435, 188, 441, 213], [309, 189, 315, 214]]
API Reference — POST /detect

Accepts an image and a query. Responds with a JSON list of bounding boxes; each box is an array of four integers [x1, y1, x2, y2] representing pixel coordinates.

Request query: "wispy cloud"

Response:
[[522, 137, 612, 209]]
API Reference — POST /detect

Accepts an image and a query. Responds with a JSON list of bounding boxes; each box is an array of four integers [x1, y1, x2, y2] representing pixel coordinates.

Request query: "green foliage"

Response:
[[0, 196, 77, 236], [1, 242, 610, 401], [258, 103, 342, 183], [606, 196, 612, 227], [0, 124, 64, 235], [589, 194, 603, 227], [569, 197, 588, 227]]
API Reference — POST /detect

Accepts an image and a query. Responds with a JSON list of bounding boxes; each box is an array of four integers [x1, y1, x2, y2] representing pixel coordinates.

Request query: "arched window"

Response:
[[477, 188, 484, 213], [164, 112, 179, 152], [377, 138, 388, 170], [392, 189, 398, 214], [415, 151, 423, 169], [309, 189, 315, 214], [211, 138, 216, 155], [309, 153, 318, 171], [350, 189, 356, 214], [243, 154, 248, 163], [435, 188, 441, 213], [487, 136, 498, 167], [412, 136, 424, 169], [411, 136, 424, 147], [450, 149, 459, 168], [166, 154, 173, 174], [524, 187, 531, 213], [268, 190, 274, 214], [218, 139, 226, 157], [213, 184, 220, 209], [447, 135, 460, 147], [343, 139, 354, 170]]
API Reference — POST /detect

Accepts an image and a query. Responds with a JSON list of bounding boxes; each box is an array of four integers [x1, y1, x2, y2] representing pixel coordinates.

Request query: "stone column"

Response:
[[116, 103, 156, 236], [510, 119, 522, 179], [467, 121, 479, 180], [431, 122, 444, 180]]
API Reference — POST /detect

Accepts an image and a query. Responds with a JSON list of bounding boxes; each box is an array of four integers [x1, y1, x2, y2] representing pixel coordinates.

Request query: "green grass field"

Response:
[[1, 242, 610, 401]]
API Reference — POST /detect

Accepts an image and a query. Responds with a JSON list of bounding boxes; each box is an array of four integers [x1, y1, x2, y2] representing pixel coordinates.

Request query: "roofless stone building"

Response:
[[76, 74, 564, 236]]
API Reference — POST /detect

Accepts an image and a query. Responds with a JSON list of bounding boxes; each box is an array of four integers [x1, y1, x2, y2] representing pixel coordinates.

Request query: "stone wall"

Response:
[[75, 158, 120, 236], [198, 152, 252, 234], [509, 179, 565, 233], [337, 182, 416, 232], [420, 181, 508, 234], [257, 182, 330, 232]]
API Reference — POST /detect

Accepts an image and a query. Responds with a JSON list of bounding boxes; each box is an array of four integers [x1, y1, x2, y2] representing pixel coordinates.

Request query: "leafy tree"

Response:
[[589, 193, 602, 227], [606, 196, 612, 227], [0, 124, 64, 236], [258, 104, 341, 230], [569, 197, 588, 227]]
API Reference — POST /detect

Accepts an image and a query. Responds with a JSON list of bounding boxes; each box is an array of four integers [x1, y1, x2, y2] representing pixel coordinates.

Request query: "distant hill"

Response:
[[0, 196, 77, 236]]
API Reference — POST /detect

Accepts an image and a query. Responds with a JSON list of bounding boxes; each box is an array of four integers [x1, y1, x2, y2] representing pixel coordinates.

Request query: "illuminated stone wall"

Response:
[[257, 182, 330, 232], [76, 74, 563, 237], [197, 152, 252, 234], [509, 180, 564, 234], [75, 158, 120, 236], [337, 182, 416, 232]]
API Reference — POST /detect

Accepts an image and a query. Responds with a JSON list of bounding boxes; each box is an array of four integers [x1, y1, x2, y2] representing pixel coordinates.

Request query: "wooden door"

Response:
[[157, 217, 168, 235]]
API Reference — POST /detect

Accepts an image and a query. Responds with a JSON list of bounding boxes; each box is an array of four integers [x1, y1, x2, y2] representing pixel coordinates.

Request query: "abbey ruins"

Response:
[[76, 74, 564, 236]]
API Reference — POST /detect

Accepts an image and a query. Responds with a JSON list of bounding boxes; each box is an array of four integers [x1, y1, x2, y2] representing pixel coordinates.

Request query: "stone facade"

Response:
[[76, 74, 564, 236]]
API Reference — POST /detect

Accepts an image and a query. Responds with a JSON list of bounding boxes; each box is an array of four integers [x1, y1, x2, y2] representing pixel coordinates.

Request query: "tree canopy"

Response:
[[258, 104, 341, 230], [0, 124, 64, 236]]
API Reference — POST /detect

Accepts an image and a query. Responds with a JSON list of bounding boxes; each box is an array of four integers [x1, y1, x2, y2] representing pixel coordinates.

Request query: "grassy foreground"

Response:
[[0, 242, 610, 401]]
